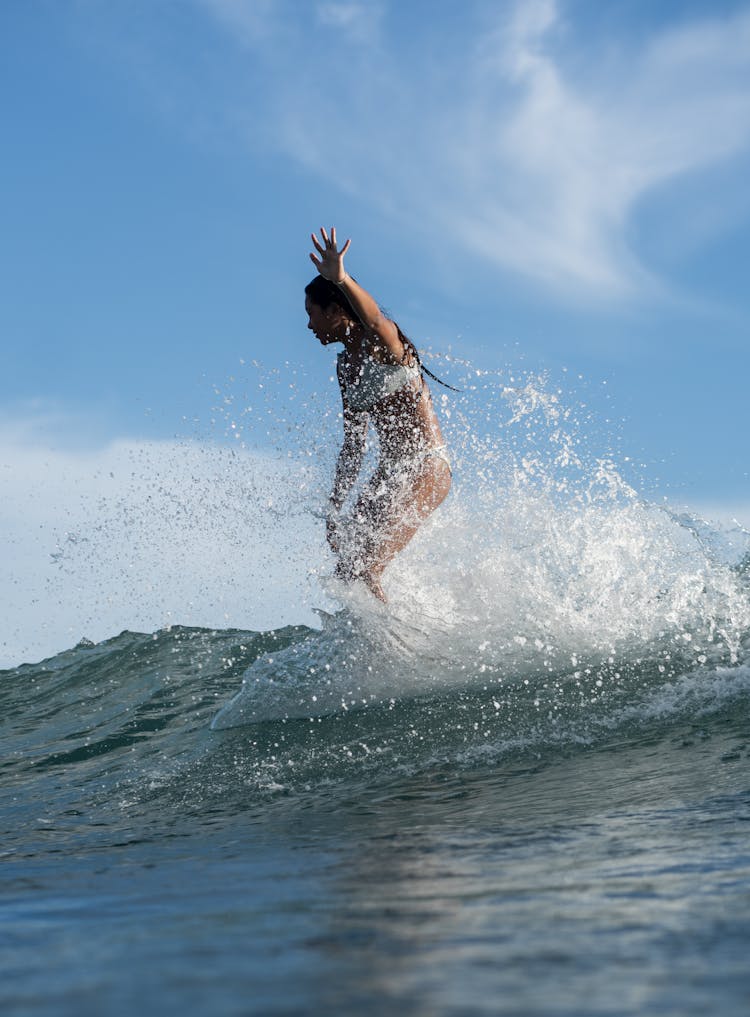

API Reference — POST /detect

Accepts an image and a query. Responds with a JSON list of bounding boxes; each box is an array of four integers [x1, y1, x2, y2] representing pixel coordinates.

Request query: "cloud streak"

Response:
[[195, 0, 750, 300]]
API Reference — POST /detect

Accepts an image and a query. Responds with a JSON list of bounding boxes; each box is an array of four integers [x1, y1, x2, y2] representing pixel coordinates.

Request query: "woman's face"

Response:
[[305, 296, 348, 345]]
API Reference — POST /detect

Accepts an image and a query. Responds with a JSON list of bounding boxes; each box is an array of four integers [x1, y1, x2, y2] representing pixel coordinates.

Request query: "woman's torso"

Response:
[[337, 340, 445, 463]]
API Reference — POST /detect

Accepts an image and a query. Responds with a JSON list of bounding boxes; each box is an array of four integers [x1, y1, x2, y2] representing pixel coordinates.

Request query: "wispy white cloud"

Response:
[[315, 1, 384, 45], [199, 0, 384, 47], [193, 0, 750, 300], [199, 0, 278, 45]]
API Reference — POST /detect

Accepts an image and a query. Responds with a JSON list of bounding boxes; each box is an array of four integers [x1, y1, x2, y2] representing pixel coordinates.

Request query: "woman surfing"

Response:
[[305, 227, 452, 601]]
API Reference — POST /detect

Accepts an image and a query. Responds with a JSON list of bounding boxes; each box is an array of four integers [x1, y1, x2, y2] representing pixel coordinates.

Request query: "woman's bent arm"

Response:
[[335, 274, 403, 358], [310, 227, 404, 360]]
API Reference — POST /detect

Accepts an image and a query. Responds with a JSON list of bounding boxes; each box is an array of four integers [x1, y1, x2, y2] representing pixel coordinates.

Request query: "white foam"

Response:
[[213, 374, 750, 725]]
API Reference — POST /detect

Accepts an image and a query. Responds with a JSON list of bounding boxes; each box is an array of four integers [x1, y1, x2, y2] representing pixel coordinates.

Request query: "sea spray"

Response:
[[208, 362, 750, 726], [4, 384, 750, 1017], [11, 353, 748, 729]]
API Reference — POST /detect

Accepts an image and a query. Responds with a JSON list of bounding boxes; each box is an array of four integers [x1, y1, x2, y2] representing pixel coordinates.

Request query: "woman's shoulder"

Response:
[[362, 329, 419, 368]]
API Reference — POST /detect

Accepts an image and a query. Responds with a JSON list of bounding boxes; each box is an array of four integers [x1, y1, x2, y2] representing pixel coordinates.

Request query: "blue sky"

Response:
[[2, 0, 750, 662]]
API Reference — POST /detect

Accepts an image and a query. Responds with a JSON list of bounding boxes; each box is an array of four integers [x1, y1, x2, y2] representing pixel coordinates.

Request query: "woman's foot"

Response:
[[334, 558, 386, 602], [362, 572, 386, 603]]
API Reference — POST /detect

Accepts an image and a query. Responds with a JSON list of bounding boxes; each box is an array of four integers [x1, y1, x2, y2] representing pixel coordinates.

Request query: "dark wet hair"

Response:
[[305, 275, 461, 391], [306, 276, 417, 359], [304, 276, 357, 319], [305, 275, 413, 352]]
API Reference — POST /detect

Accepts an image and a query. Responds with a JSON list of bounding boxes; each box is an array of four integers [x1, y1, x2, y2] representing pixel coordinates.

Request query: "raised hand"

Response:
[[310, 226, 351, 284]]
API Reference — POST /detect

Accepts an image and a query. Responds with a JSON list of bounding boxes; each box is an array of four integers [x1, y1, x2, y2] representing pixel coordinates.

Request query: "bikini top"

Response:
[[337, 350, 422, 413]]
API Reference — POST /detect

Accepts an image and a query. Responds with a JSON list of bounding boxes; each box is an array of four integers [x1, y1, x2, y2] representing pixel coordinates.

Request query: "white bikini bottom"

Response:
[[381, 444, 452, 478], [335, 445, 451, 578]]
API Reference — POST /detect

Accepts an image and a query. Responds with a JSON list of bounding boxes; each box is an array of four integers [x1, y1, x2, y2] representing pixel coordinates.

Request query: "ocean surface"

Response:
[[3, 373, 750, 1015]]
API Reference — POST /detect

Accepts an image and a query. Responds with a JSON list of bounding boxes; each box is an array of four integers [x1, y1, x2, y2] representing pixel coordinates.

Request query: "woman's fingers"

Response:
[[329, 227, 350, 254], [311, 227, 349, 266]]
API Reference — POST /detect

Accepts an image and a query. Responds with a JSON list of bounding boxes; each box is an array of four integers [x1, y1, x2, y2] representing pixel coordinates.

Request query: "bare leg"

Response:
[[362, 572, 387, 602], [366, 459, 451, 587], [340, 457, 451, 601]]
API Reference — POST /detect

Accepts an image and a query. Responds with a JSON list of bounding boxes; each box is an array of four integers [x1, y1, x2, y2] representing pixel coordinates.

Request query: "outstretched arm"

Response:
[[310, 227, 405, 361]]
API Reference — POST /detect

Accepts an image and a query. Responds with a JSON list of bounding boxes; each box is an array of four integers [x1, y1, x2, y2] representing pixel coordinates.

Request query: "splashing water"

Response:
[[4, 361, 749, 1017], [208, 360, 750, 727], [3, 356, 750, 812]]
